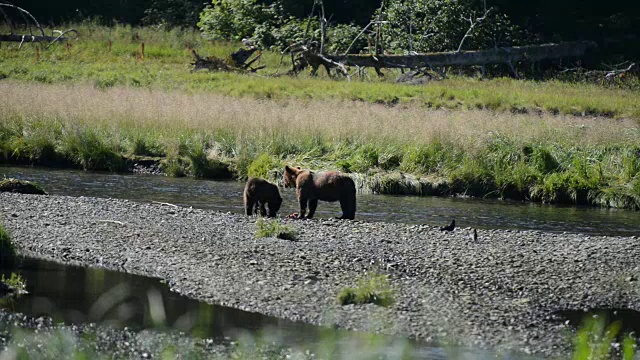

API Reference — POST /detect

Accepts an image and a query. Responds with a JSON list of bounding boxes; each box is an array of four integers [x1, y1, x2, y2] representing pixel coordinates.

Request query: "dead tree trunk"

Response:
[[0, 34, 69, 43], [326, 41, 596, 69]]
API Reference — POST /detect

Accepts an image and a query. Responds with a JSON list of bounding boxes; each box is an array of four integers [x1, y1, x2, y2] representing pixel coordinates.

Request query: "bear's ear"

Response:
[[284, 165, 296, 175]]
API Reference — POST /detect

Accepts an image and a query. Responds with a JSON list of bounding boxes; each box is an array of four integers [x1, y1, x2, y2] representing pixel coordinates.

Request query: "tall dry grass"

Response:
[[1, 81, 636, 150], [1, 82, 639, 208]]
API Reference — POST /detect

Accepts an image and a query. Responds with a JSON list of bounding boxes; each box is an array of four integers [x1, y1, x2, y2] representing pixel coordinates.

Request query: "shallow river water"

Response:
[[0, 257, 514, 359], [2, 166, 639, 236]]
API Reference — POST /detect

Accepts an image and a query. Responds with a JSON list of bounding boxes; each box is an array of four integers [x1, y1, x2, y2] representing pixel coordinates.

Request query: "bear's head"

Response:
[[283, 165, 302, 188]]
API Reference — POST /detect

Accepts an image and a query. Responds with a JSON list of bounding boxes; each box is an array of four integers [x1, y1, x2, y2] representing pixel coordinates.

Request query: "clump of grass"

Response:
[[59, 128, 127, 172], [0, 178, 47, 195], [185, 142, 233, 179], [1, 273, 26, 293], [0, 223, 16, 269], [363, 172, 425, 196], [160, 156, 188, 177], [255, 218, 296, 240], [128, 135, 165, 157], [572, 316, 637, 360], [337, 273, 395, 307], [247, 153, 282, 179]]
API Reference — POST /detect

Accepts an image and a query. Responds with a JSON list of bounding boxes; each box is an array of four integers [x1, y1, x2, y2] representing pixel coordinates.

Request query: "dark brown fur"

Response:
[[283, 165, 356, 220], [243, 177, 282, 217]]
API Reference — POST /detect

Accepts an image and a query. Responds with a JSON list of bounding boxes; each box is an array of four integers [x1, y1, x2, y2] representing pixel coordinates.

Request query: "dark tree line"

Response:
[[9, 0, 640, 60]]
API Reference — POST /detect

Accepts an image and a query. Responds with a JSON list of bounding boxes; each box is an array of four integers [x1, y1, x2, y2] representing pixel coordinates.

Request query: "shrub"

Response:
[[247, 153, 281, 179], [161, 156, 189, 177], [348, 145, 379, 173], [0, 223, 16, 269], [379, 0, 524, 54], [378, 147, 403, 171], [255, 218, 296, 240], [527, 146, 560, 174], [1, 272, 26, 292], [400, 142, 447, 174], [185, 142, 233, 179], [59, 128, 127, 172], [325, 23, 368, 54], [198, 0, 284, 45], [337, 273, 394, 307]]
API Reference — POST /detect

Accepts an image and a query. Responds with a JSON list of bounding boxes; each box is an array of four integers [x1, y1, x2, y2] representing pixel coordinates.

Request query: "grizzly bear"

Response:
[[283, 165, 356, 220], [243, 177, 283, 217]]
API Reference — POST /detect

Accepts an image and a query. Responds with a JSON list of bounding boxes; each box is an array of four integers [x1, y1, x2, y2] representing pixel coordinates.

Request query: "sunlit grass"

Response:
[[571, 316, 638, 360], [337, 273, 395, 307], [0, 81, 639, 208], [0, 23, 639, 119], [255, 218, 296, 240], [1, 272, 27, 293]]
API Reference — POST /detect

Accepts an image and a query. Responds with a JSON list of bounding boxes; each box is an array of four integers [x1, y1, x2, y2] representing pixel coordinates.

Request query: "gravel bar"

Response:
[[2, 193, 640, 357]]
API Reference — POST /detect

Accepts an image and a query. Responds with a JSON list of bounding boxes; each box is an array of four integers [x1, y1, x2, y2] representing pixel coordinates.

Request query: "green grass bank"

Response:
[[0, 23, 639, 119], [1, 81, 639, 209]]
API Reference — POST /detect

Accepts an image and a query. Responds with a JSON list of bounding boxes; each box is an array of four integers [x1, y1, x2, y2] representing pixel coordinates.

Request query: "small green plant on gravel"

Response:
[[0, 223, 16, 268], [255, 218, 296, 240], [1, 273, 26, 293], [571, 316, 637, 360], [337, 273, 395, 307]]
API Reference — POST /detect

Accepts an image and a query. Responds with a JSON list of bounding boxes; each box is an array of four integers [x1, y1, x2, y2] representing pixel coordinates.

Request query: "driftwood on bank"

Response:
[[326, 41, 597, 70], [0, 2, 78, 48], [286, 44, 350, 80], [191, 47, 265, 73], [0, 33, 72, 43]]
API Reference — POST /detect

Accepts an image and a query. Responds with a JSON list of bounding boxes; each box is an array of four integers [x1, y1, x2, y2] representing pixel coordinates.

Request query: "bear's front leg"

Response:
[[245, 199, 256, 216], [297, 194, 308, 219]]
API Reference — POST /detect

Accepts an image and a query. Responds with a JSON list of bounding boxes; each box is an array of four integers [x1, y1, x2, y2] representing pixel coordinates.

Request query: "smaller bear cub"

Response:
[[243, 177, 282, 217]]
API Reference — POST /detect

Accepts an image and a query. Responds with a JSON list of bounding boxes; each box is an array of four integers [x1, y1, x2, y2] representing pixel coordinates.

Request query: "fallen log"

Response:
[[326, 41, 597, 69], [0, 34, 67, 43], [191, 48, 266, 73]]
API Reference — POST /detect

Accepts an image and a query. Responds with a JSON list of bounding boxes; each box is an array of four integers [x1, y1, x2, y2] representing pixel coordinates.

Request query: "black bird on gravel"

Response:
[[439, 219, 455, 232]]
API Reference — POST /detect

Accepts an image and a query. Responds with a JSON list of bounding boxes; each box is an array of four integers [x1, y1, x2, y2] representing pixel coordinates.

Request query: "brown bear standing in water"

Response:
[[283, 165, 356, 220], [243, 177, 283, 217]]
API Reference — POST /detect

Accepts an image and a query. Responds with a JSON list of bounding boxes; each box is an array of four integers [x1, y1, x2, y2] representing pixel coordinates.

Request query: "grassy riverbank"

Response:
[[1, 81, 639, 209], [1, 23, 639, 118]]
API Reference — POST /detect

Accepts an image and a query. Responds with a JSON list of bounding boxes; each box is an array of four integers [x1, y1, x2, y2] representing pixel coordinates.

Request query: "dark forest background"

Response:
[[10, 0, 640, 60]]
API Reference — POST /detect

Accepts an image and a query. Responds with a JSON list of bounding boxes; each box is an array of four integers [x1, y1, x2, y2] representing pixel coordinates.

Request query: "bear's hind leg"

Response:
[[259, 202, 267, 217], [307, 199, 318, 219], [338, 192, 356, 220], [296, 194, 309, 219]]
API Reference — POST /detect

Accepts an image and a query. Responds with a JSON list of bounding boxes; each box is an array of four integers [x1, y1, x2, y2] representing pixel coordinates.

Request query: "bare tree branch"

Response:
[[344, 21, 374, 55], [455, 7, 492, 53], [0, 3, 45, 37], [319, 0, 326, 54], [303, 0, 317, 47]]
